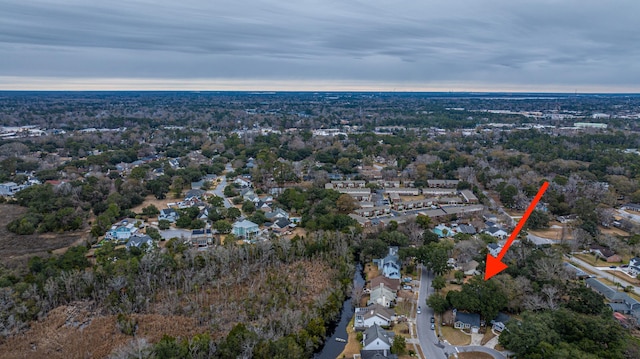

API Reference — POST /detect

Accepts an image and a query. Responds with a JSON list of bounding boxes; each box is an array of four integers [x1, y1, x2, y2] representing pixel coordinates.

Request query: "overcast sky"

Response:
[[1, 0, 639, 91]]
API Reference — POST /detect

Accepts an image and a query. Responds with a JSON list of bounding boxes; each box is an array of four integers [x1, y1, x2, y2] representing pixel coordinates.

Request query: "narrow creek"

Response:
[[314, 263, 365, 359]]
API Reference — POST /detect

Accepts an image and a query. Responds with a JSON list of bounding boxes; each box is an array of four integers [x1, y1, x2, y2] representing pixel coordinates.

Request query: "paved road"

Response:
[[211, 163, 233, 208], [569, 255, 640, 294], [417, 265, 508, 359]]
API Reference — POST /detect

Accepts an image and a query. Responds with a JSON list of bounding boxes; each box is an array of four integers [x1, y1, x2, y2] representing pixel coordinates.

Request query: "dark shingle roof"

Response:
[[455, 311, 480, 327], [363, 324, 395, 348]]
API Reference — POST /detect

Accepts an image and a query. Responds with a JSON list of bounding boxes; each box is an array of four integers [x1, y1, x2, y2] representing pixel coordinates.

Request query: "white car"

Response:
[[417, 306, 422, 314]]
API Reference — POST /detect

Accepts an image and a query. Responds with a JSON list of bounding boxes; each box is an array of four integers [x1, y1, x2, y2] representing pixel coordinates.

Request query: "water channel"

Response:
[[314, 263, 365, 359]]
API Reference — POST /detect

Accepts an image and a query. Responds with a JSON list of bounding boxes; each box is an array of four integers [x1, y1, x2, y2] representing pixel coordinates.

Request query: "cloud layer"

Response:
[[1, 0, 639, 90]]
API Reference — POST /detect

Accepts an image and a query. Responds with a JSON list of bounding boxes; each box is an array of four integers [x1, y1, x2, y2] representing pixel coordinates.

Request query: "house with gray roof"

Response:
[[490, 312, 511, 332], [185, 188, 206, 200], [453, 310, 481, 333], [359, 350, 398, 359], [362, 324, 395, 351], [457, 224, 476, 235], [159, 208, 179, 223], [487, 243, 502, 257], [126, 234, 154, 250], [355, 304, 396, 330], [585, 278, 640, 315], [368, 283, 397, 308]]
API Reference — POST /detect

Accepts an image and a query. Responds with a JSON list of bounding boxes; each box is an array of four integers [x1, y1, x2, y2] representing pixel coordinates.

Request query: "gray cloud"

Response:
[[0, 0, 639, 90]]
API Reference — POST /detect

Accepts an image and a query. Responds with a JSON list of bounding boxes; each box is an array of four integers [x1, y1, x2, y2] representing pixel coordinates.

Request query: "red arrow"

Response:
[[484, 181, 549, 280]]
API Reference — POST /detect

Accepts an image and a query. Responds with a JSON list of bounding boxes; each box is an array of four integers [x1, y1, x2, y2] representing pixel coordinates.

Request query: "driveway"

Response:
[[417, 265, 508, 359]]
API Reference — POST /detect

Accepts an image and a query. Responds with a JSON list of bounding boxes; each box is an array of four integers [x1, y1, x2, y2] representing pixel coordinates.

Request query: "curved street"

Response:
[[417, 265, 507, 359]]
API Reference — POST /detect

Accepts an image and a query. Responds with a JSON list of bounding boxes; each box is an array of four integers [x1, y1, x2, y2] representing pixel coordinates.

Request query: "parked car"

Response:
[[431, 316, 435, 323], [417, 306, 421, 314], [403, 277, 412, 283], [431, 323, 435, 330], [403, 285, 412, 291], [610, 266, 617, 269]]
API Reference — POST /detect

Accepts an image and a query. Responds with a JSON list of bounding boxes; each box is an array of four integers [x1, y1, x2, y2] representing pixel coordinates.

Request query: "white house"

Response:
[[355, 304, 395, 330], [485, 226, 508, 239], [487, 243, 502, 257], [362, 324, 394, 351], [234, 178, 251, 188], [158, 208, 179, 223], [368, 284, 397, 307], [126, 234, 154, 250]]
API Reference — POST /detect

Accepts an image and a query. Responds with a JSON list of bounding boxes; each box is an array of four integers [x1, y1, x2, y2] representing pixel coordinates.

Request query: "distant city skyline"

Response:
[[1, 1, 639, 92]]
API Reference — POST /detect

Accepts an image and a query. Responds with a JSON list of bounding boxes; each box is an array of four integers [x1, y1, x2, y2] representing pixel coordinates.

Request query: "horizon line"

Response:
[[1, 76, 639, 94]]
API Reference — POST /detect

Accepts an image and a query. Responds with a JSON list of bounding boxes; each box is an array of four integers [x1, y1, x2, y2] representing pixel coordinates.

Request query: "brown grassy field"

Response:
[[0, 258, 336, 357], [440, 326, 471, 346], [0, 204, 89, 269], [0, 304, 201, 359]]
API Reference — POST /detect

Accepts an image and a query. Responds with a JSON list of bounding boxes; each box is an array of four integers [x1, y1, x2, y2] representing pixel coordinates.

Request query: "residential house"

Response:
[[374, 247, 401, 280], [265, 208, 289, 221], [241, 189, 260, 203], [453, 310, 481, 333], [190, 180, 205, 190], [433, 224, 453, 238], [191, 228, 213, 249], [106, 222, 139, 241], [457, 224, 476, 235], [358, 350, 398, 359], [628, 257, 640, 277], [234, 177, 251, 188], [368, 283, 397, 307], [0, 182, 22, 196], [585, 278, 640, 315], [354, 304, 396, 330], [490, 313, 511, 332], [271, 218, 293, 233], [370, 276, 401, 292], [487, 243, 502, 257], [563, 262, 589, 279], [232, 219, 260, 239], [126, 234, 154, 250], [590, 245, 622, 262], [362, 324, 395, 351], [159, 208, 179, 223], [621, 203, 640, 212], [185, 188, 206, 200], [462, 260, 480, 276], [483, 214, 498, 222], [485, 226, 508, 239]]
